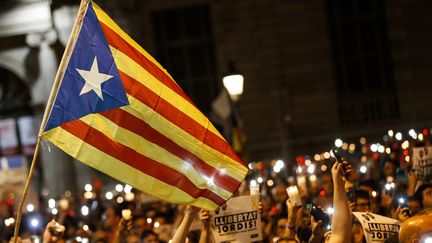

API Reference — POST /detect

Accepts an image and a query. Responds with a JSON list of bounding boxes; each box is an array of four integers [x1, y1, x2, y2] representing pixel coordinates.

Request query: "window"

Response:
[[152, 4, 217, 114], [325, 0, 399, 126]]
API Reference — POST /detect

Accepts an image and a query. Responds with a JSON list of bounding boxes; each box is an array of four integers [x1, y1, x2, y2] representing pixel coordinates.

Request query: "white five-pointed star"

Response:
[[76, 57, 113, 100]]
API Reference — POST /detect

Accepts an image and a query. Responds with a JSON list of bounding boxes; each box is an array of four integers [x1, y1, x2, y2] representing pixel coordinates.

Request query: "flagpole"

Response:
[[12, 0, 90, 241]]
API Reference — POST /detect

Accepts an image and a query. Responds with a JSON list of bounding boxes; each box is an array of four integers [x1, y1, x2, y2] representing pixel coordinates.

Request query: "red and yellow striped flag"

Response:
[[42, 1, 248, 210]]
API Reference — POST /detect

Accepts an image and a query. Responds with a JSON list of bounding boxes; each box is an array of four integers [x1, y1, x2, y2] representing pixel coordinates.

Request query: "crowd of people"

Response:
[[1, 135, 432, 243]]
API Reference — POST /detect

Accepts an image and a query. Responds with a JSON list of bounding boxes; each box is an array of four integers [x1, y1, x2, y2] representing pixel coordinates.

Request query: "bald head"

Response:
[[399, 214, 432, 242]]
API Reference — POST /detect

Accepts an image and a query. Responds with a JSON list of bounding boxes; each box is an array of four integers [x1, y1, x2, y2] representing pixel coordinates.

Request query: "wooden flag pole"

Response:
[[12, 0, 90, 241]]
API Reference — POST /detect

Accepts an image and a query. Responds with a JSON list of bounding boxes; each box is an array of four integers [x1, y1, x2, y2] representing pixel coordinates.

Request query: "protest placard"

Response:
[[412, 146, 432, 180], [352, 212, 400, 243], [210, 195, 262, 243]]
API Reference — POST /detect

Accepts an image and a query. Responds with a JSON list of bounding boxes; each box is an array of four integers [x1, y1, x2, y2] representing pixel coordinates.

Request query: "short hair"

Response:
[[414, 184, 432, 206], [356, 189, 371, 201], [276, 237, 299, 243], [141, 230, 158, 241]]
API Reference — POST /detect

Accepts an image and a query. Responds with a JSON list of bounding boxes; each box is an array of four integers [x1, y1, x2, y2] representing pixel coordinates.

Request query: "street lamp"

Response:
[[222, 62, 244, 101]]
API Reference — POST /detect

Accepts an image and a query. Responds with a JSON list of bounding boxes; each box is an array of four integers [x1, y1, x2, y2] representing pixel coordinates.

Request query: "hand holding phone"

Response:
[[310, 203, 330, 228]]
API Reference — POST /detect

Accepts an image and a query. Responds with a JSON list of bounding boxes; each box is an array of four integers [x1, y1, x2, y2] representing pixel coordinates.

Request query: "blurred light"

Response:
[[402, 140, 410, 150], [147, 218, 152, 224], [321, 164, 327, 172], [81, 206, 89, 216], [385, 147, 391, 154], [76, 237, 82, 242], [341, 143, 348, 150], [51, 208, 58, 215], [223, 74, 244, 101], [84, 191, 93, 199], [26, 204, 34, 212], [370, 144, 378, 152], [117, 196, 124, 204], [4, 218, 15, 227], [360, 165, 367, 174], [385, 183, 391, 191], [84, 184, 92, 192], [360, 137, 367, 145], [388, 130, 394, 137], [349, 143, 355, 152], [105, 191, 113, 200], [378, 145, 385, 153], [83, 225, 89, 231], [273, 165, 282, 173], [59, 198, 69, 210], [48, 199, 56, 209], [124, 184, 133, 193], [248, 163, 254, 170], [418, 133, 424, 141], [372, 191, 377, 198], [405, 156, 410, 162], [65, 190, 72, 197], [326, 207, 334, 215], [115, 184, 123, 192], [309, 175, 317, 182], [125, 193, 135, 201], [275, 160, 284, 168], [257, 177, 263, 184], [361, 155, 368, 163], [314, 154, 321, 161], [30, 218, 39, 228], [154, 221, 160, 228], [334, 139, 343, 148], [361, 146, 368, 154], [307, 164, 315, 174], [250, 180, 257, 187], [424, 237, 432, 243], [267, 179, 274, 187], [395, 132, 402, 141], [323, 152, 330, 159], [409, 129, 417, 139], [398, 197, 405, 204], [297, 166, 302, 174], [391, 182, 395, 188], [305, 159, 311, 166]]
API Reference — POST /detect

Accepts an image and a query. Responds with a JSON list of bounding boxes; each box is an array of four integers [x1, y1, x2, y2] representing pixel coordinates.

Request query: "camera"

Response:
[[310, 203, 330, 228]]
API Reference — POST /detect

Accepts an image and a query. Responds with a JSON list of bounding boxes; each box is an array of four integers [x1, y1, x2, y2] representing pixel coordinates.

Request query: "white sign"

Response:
[[412, 146, 432, 180], [210, 195, 262, 243], [352, 212, 400, 243]]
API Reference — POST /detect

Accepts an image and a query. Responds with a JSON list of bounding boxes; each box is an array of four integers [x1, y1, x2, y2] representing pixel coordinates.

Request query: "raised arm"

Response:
[[328, 162, 352, 243], [171, 205, 200, 243]]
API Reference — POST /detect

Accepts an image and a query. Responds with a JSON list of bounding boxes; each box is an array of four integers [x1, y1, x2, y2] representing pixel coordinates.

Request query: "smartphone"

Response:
[[331, 147, 348, 175], [398, 197, 408, 208], [48, 222, 65, 237], [310, 203, 330, 227]]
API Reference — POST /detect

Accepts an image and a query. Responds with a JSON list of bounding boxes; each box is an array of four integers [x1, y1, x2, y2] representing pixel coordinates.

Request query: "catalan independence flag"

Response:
[[42, 1, 248, 210]]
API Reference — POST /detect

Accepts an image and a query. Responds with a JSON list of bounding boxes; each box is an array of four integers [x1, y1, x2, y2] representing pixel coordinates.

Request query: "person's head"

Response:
[[103, 206, 122, 230], [141, 230, 159, 243], [276, 237, 299, 243], [356, 190, 371, 212], [415, 184, 432, 209], [320, 174, 333, 195], [273, 184, 288, 204], [407, 195, 422, 216], [399, 213, 432, 242], [275, 216, 288, 238], [383, 160, 398, 177], [126, 232, 141, 243], [133, 217, 147, 235]]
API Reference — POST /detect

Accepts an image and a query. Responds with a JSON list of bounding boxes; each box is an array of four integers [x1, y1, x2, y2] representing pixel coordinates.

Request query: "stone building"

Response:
[[0, 0, 431, 195]]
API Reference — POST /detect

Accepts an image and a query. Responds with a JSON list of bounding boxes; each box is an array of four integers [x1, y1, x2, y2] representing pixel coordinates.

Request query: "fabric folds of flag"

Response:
[[42, 1, 248, 210]]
